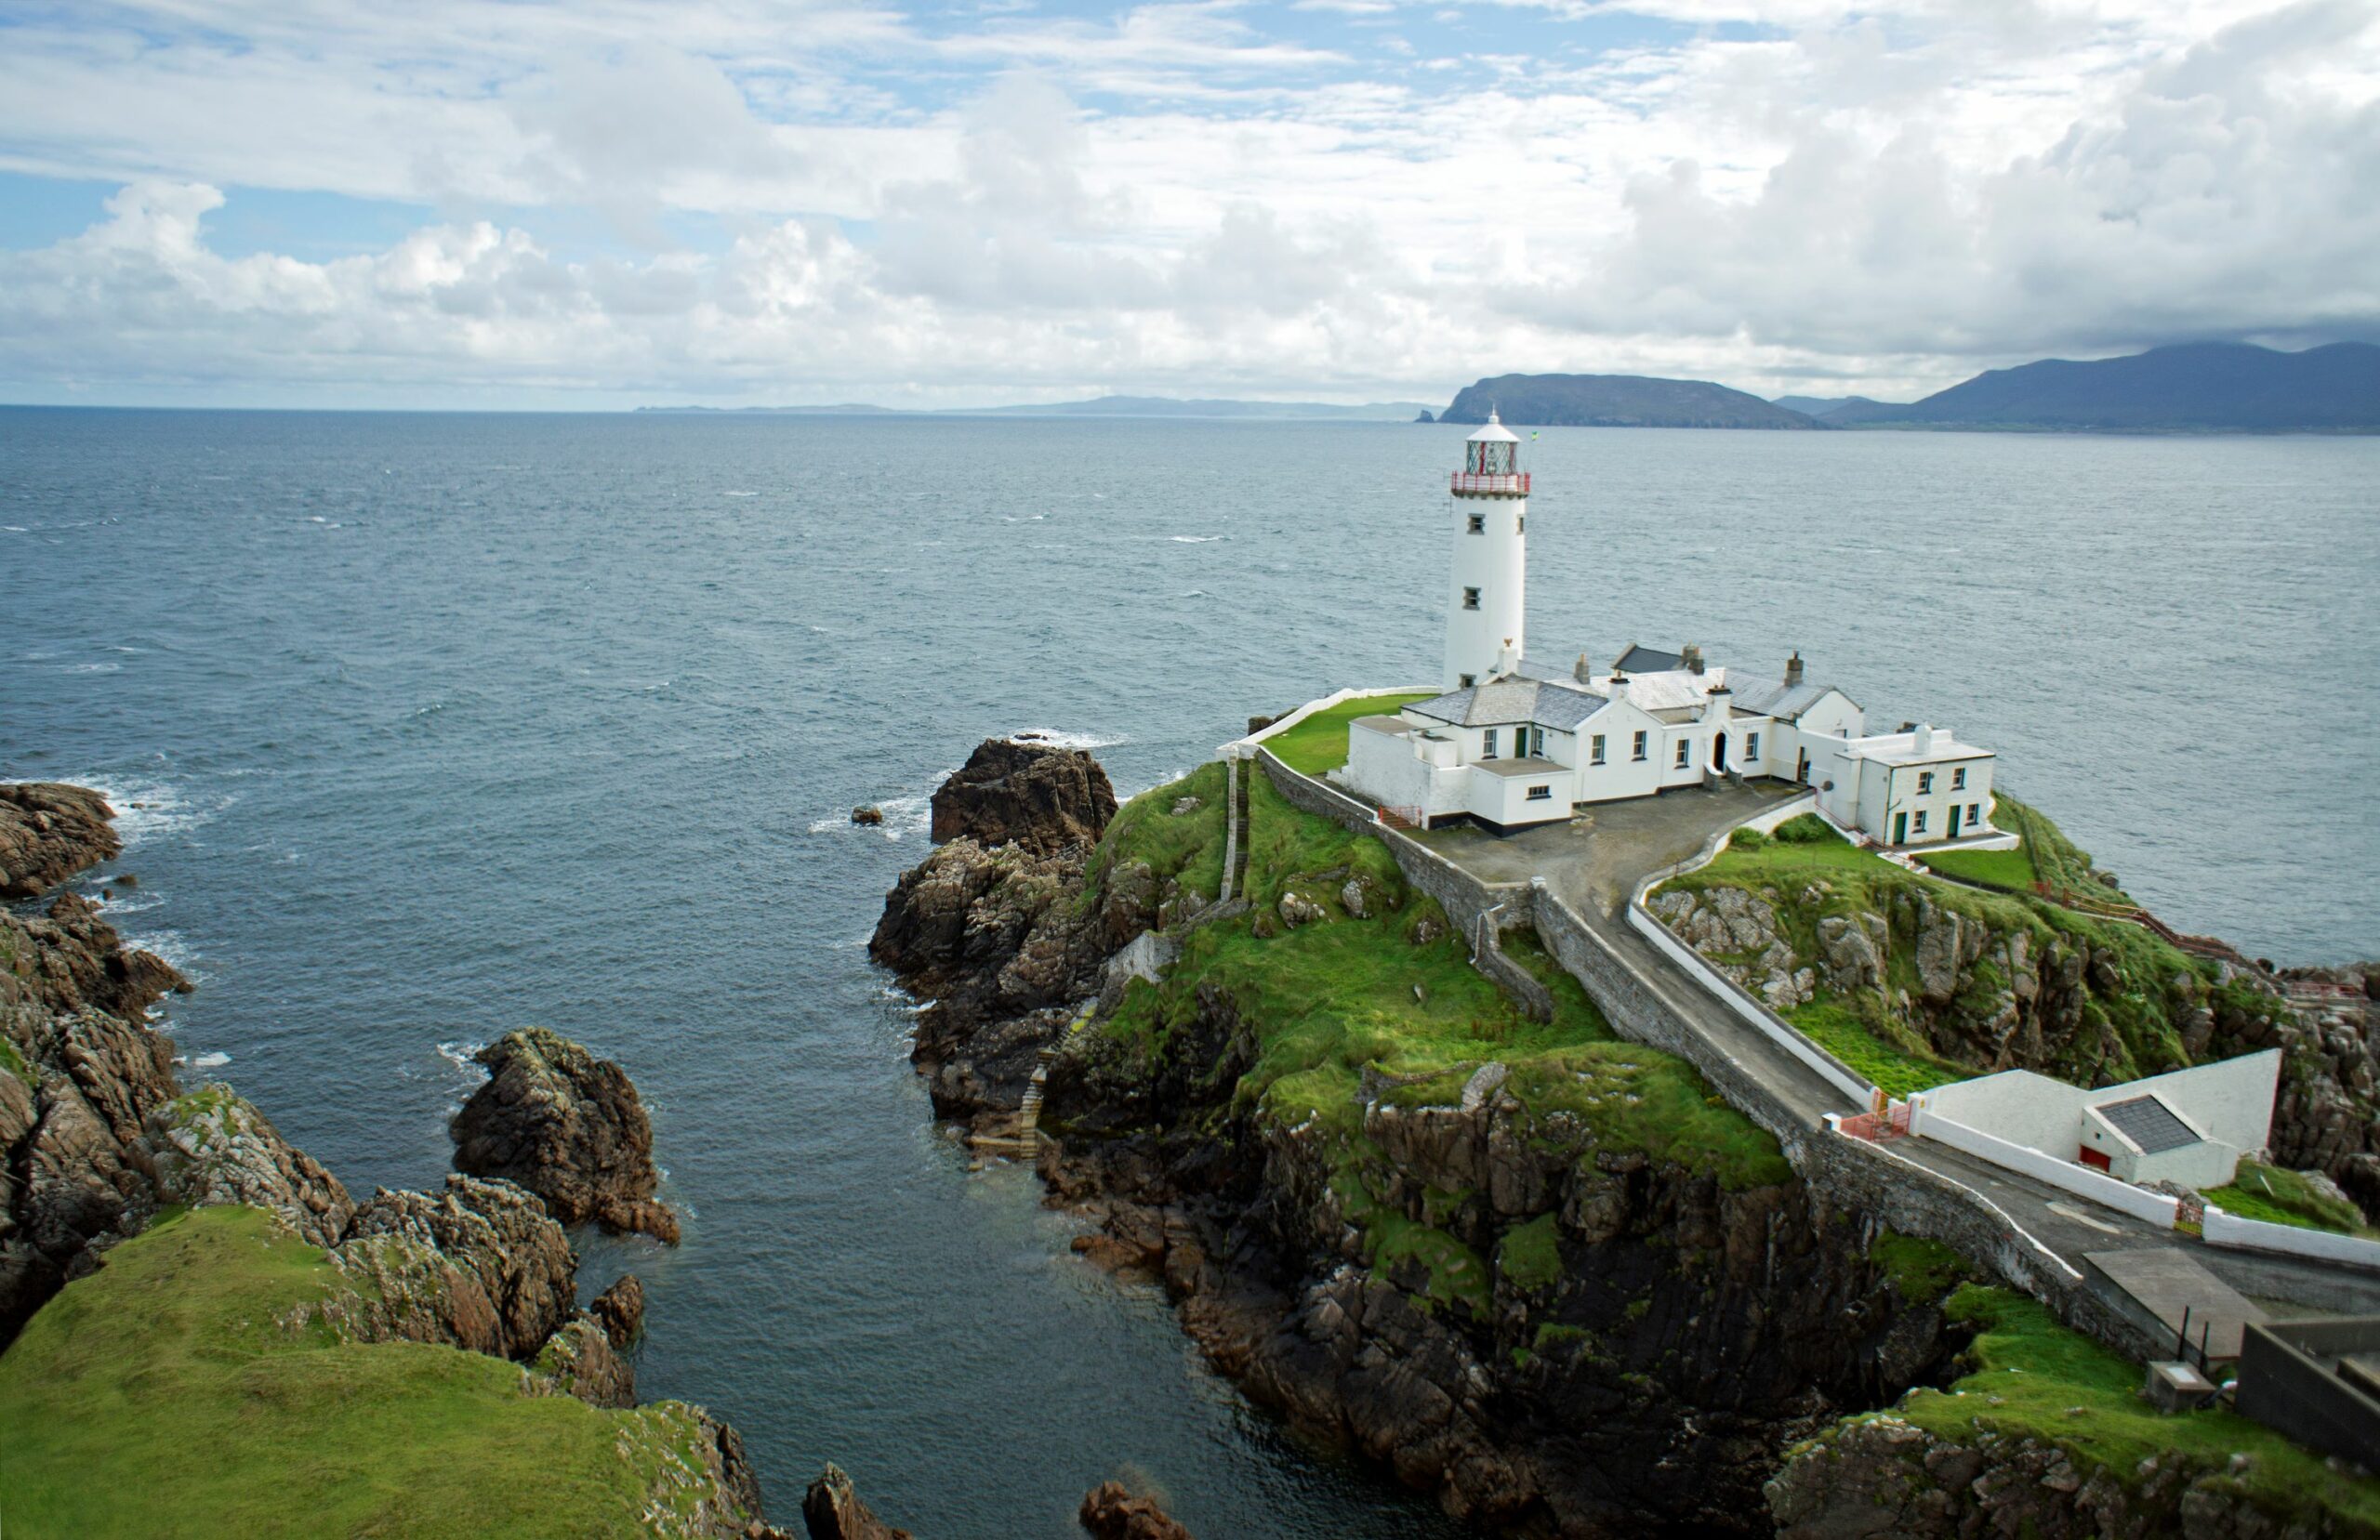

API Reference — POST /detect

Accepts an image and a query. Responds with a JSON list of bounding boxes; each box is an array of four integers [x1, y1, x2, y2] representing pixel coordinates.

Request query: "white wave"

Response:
[[1180, 589, 1207, 598], [309, 515, 327, 523], [120, 927, 202, 980], [190, 1050, 231, 1069], [65, 662, 121, 673], [1007, 730, 1125, 751], [97, 890, 162, 914], [1169, 535, 1225, 544], [2, 526, 25, 533], [59, 775, 229, 849], [722, 490, 760, 497], [436, 1040, 488, 1078]]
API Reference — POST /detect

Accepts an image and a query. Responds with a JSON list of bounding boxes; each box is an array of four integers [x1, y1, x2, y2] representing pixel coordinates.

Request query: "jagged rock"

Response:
[[851, 806, 883, 826], [1079, 1481, 1193, 1539], [527, 1312, 637, 1408], [1276, 890, 1326, 929], [1170, 796, 1202, 816], [450, 1027, 680, 1244], [332, 1175, 576, 1358], [801, 1464, 913, 1540], [929, 738, 1116, 855], [590, 1271, 646, 1348], [1815, 913, 1884, 994], [146, 1086, 354, 1245], [1, 892, 190, 1021], [0, 783, 120, 899]]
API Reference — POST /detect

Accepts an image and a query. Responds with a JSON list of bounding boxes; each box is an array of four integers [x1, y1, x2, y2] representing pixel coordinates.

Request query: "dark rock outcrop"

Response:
[[928, 738, 1116, 854], [527, 1313, 638, 1409], [147, 1086, 355, 1245], [801, 1464, 913, 1540], [590, 1271, 647, 1348], [0, 783, 121, 899], [450, 1027, 681, 1244], [7, 890, 190, 1021], [1079, 1481, 1193, 1539], [329, 1175, 579, 1359]]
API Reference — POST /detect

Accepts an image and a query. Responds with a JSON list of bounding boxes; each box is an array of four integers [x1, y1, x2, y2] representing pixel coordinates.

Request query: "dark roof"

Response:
[[1616, 643, 1684, 673], [2097, 1095, 2200, 1154]]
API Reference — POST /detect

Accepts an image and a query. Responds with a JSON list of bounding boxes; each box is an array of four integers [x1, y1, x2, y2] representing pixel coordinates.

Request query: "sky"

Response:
[[0, 0, 2373, 410]]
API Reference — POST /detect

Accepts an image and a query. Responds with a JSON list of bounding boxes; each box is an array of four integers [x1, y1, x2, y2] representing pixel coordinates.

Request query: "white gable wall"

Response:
[[1916, 1069, 2089, 1153]]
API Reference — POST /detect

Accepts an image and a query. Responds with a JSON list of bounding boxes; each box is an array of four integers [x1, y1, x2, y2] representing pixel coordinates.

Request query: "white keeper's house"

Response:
[[1340, 413, 1999, 842]]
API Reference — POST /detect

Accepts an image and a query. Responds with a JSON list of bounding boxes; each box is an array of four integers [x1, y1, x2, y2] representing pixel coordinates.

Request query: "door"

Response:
[[1948, 804, 1963, 838], [1796, 751, 1809, 783], [1713, 733, 1728, 772], [1893, 810, 1908, 844]]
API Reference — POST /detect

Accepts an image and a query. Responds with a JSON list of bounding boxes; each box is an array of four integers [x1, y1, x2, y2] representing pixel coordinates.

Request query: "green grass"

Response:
[[1087, 759, 1230, 910], [1915, 844, 2039, 892], [1888, 1285, 2380, 1530], [0, 1032, 29, 1087], [1991, 793, 2129, 904], [0, 1205, 747, 1539], [2205, 1160, 2376, 1237], [1263, 691, 1435, 776], [1866, 1231, 1971, 1304], [1789, 1001, 1964, 1099], [1498, 1213, 1563, 1292]]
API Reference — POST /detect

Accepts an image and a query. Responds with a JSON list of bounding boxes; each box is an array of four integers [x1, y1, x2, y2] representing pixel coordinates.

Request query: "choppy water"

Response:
[[4, 409, 2375, 1535]]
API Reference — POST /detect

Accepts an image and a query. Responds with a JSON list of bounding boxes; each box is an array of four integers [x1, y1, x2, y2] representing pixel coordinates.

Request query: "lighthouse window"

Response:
[[1467, 513, 1485, 533], [1517, 515, 1525, 533], [1462, 586, 1481, 610], [1674, 740, 1691, 769], [1590, 734, 1606, 765]]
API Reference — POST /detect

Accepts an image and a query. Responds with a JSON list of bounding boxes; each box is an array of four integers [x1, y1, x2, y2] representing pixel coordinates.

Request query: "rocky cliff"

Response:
[[452, 1025, 683, 1243], [0, 784, 783, 1535]]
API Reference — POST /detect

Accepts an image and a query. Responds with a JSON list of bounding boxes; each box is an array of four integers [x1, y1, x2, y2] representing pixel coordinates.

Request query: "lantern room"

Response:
[[1452, 409, 1528, 495]]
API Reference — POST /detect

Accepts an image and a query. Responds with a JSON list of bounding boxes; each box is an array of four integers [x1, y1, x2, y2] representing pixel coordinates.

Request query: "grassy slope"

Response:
[[1089, 757, 1230, 906], [1667, 811, 2208, 1094], [2204, 1159, 2378, 1237], [1886, 1284, 2379, 1530], [1086, 764, 1788, 1315], [0, 1206, 732, 1539], [1264, 692, 1435, 776]]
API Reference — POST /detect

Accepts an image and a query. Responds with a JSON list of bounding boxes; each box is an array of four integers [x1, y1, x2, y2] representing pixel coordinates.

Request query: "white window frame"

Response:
[[1746, 731, 1760, 761], [1632, 731, 1647, 761], [1914, 809, 1928, 833], [1951, 767, 1966, 790], [1674, 739, 1691, 769], [1590, 734, 1606, 765], [1918, 770, 1934, 794], [1526, 784, 1552, 801], [1482, 728, 1499, 758]]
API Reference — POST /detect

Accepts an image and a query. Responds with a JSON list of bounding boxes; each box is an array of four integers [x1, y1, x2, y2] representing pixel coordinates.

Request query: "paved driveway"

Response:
[[1415, 780, 1803, 915]]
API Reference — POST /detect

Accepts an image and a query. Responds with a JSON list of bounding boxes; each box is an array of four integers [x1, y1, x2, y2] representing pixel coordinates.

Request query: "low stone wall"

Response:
[[1472, 939, 1554, 1023]]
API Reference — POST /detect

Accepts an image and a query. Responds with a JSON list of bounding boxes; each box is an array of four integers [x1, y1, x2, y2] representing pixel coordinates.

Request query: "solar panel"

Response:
[[2097, 1095, 2199, 1154]]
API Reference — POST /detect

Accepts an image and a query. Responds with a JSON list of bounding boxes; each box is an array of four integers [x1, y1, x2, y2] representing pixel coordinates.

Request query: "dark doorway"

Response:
[[1893, 811, 1908, 844], [1796, 751, 1809, 783], [1713, 733, 1728, 772]]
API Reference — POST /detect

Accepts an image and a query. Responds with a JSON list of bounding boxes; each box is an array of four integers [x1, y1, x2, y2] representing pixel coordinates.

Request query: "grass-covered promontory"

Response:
[[1075, 765, 1790, 1315], [0, 1205, 736, 1538], [1263, 691, 1435, 776]]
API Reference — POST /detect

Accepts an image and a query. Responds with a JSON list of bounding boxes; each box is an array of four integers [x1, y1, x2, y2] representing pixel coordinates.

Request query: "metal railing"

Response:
[[1449, 471, 1529, 495]]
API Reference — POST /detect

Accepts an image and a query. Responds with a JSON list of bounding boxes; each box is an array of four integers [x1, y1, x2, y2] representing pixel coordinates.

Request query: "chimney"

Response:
[[1912, 723, 1935, 754], [1608, 671, 1630, 704], [1784, 651, 1804, 688], [1682, 644, 1704, 675], [1574, 652, 1593, 684], [1705, 683, 1730, 722]]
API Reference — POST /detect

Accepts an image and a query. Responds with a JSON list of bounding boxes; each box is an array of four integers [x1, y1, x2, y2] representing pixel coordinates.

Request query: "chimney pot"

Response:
[[1785, 651, 1805, 688], [1608, 671, 1630, 704], [1682, 644, 1704, 675], [1574, 652, 1593, 684]]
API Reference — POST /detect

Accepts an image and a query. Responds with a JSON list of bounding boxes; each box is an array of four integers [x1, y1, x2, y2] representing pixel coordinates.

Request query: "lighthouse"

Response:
[[1443, 409, 1529, 691]]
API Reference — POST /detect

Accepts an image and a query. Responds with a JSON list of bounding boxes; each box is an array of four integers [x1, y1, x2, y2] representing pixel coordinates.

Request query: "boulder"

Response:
[[589, 1271, 646, 1348], [0, 783, 121, 899], [147, 1086, 355, 1246], [851, 806, 883, 826], [527, 1313, 637, 1409], [1079, 1482, 1193, 1540], [929, 738, 1117, 854], [1277, 891, 1326, 929], [801, 1464, 914, 1540], [450, 1027, 681, 1244]]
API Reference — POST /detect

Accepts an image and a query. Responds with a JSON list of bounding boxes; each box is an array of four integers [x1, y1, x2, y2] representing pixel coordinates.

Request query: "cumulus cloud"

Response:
[[0, 0, 2373, 403]]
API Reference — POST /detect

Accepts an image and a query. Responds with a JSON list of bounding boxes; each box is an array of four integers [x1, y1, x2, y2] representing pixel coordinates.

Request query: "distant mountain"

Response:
[[1852, 342, 2380, 431], [1811, 396, 1906, 425], [1442, 374, 1823, 429], [1771, 395, 1856, 416], [635, 396, 1433, 421]]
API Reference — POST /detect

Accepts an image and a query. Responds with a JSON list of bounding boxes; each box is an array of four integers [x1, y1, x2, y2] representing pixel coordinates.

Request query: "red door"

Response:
[[2078, 1146, 2111, 1172]]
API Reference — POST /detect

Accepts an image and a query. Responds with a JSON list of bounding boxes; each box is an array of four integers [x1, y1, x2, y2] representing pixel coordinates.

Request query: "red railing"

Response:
[[1450, 471, 1529, 495]]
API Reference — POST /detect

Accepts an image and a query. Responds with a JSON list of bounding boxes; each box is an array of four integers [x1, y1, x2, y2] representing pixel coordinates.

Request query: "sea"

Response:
[[4, 409, 2375, 1535]]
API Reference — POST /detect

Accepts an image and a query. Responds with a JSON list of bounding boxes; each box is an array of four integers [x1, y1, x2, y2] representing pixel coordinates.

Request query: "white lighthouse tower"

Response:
[[1442, 410, 1529, 691]]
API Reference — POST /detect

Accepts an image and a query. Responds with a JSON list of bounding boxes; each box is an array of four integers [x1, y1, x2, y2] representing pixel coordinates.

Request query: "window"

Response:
[[1466, 513, 1485, 534], [1952, 767, 1966, 790], [1517, 515, 1525, 533], [1968, 801, 1981, 824], [1482, 729, 1499, 757], [1674, 739, 1691, 769], [1913, 809, 1928, 833], [1632, 731, 1647, 761], [1462, 586, 1481, 610], [1746, 731, 1761, 761], [1458, 673, 1475, 688], [1590, 734, 1606, 765], [1528, 727, 1545, 757], [1526, 784, 1551, 801], [1917, 770, 1935, 794]]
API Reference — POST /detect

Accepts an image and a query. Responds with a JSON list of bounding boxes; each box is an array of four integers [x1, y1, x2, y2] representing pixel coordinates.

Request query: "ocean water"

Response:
[[3, 408, 2375, 1535]]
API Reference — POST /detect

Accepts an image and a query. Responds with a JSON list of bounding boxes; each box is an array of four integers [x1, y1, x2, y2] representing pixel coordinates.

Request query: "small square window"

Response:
[[1632, 731, 1647, 761], [1951, 767, 1966, 790], [1466, 513, 1485, 534], [1917, 770, 1935, 794], [1674, 740, 1691, 769], [1462, 586, 1481, 610], [1590, 734, 1606, 765], [1526, 784, 1551, 801]]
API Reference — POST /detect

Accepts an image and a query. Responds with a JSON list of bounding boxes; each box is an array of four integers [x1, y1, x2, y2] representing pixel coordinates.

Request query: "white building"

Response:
[[1340, 423, 1999, 841], [1910, 1051, 2283, 1191]]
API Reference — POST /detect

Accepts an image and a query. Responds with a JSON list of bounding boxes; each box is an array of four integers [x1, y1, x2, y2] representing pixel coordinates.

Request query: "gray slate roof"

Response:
[[2098, 1094, 2201, 1154], [1617, 643, 1684, 673], [1409, 675, 1610, 731]]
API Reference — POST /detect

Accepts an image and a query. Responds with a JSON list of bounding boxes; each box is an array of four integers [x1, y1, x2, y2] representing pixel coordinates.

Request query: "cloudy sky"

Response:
[[0, 0, 2373, 409]]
